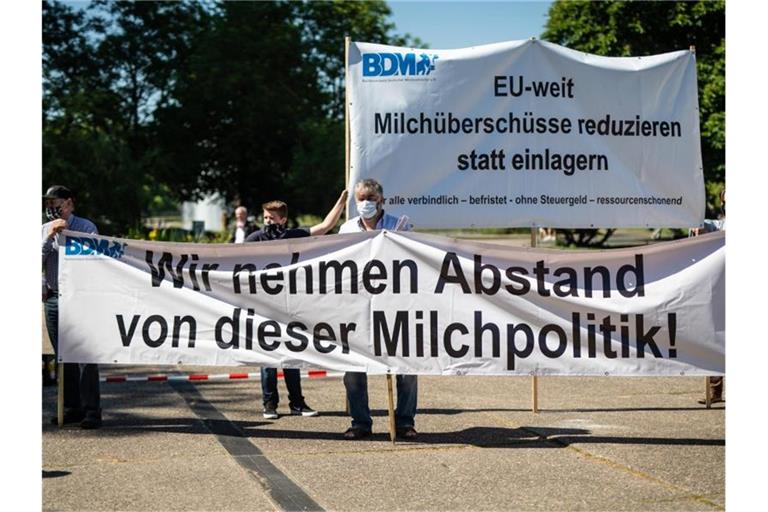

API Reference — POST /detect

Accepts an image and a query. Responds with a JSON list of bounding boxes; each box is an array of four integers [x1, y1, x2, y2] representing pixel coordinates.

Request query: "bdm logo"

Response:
[[66, 236, 126, 259], [362, 52, 439, 77]]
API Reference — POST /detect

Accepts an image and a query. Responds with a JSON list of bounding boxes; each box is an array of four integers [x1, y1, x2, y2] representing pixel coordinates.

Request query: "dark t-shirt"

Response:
[[245, 227, 310, 242]]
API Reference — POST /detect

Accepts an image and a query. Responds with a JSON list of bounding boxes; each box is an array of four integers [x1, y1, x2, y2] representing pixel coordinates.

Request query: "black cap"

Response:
[[43, 185, 73, 200]]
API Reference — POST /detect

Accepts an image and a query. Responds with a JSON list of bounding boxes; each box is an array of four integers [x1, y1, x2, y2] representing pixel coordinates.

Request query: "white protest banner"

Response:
[[347, 40, 705, 228], [59, 230, 723, 376]]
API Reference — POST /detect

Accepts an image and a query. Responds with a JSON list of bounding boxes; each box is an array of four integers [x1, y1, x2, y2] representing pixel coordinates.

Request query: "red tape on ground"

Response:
[[99, 370, 340, 384]]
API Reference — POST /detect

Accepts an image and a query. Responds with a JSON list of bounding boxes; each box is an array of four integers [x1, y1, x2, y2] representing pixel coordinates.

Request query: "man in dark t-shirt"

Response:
[[246, 191, 348, 418]]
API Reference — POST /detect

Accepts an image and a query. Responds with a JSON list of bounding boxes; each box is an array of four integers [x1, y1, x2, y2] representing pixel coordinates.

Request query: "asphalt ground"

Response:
[[42, 365, 725, 511], [40, 232, 727, 510]]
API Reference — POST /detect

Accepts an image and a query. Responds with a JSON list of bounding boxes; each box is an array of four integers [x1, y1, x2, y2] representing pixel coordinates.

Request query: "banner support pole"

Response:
[[530, 227, 539, 414], [690, 44, 710, 409], [344, 35, 351, 214], [57, 362, 64, 426], [386, 374, 397, 443], [344, 36, 352, 418]]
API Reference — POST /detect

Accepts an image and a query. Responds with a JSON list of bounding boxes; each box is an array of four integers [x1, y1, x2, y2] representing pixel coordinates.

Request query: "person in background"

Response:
[[691, 188, 726, 235], [42, 185, 103, 429], [538, 227, 556, 242], [690, 187, 725, 404], [246, 189, 348, 418], [228, 206, 257, 243], [42, 309, 56, 387], [338, 178, 418, 440]]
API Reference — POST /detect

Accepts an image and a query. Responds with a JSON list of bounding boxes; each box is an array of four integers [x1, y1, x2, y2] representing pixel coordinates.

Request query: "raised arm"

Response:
[[309, 189, 349, 236]]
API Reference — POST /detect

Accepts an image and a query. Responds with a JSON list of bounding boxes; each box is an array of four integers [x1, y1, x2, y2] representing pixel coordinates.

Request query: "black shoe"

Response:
[[50, 408, 84, 425], [343, 427, 371, 440], [289, 401, 318, 417], [263, 402, 278, 419], [80, 412, 102, 430], [396, 427, 418, 440]]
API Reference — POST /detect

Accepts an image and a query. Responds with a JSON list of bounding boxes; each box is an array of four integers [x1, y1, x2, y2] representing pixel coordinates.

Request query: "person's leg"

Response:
[[44, 295, 81, 411], [283, 369, 317, 415], [42, 354, 57, 386], [61, 363, 82, 410], [283, 368, 304, 407], [79, 363, 102, 428], [711, 376, 724, 400], [79, 364, 101, 413], [343, 372, 372, 432], [698, 376, 725, 405], [260, 367, 279, 407], [395, 375, 418, 429]]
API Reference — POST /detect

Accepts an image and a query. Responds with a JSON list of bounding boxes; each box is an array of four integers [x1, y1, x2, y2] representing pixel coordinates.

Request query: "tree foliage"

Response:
[[153, 2, 320, 210], [42, 0, 417, 234], [542, 0, 724, 244], [543, 0, 724, 185], [43, 0, 208, 233]]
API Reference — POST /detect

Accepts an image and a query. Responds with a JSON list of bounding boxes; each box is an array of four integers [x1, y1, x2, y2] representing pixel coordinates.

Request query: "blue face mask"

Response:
[[356, 200, 379, 220]]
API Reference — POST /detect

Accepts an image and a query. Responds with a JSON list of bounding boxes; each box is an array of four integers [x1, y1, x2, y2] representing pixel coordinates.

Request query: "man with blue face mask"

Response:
[[42, 185, 103, 429], [338, 179, 418, 440], [339, 178, 412, 233], [245, 190, 348, 419]]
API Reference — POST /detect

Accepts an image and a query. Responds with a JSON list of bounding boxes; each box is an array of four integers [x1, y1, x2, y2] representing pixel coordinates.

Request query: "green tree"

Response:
[[296, 0, 423, 119], [43, 0, 102, 223], [43, 0, 208, 234], [152, 1, 322, 215], [43, 0, 419, 231], [543, 0, 724, 206], [152, 0, 419, 222], [282, 1, 423, 219]]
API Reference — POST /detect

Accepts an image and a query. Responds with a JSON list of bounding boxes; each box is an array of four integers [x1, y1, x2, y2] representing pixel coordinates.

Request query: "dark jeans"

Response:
[[260, 367, 304, 407], [344, 372, 418, 432], [44, 294, 101, 414]]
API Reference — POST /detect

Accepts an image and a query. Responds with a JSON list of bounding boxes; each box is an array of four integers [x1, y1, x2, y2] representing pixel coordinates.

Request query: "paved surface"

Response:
[[42, 366, 724, 511], [42, 231, 723, 510]]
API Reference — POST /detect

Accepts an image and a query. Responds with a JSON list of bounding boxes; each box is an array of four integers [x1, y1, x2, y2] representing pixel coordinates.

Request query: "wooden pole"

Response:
[[387, 374, 397, 443], [344, 35, 351, 223], [691, 44, 708, 410], [57, 362, 64, 426], [530, 227, 539, 414], [344, 36, 351, 417]]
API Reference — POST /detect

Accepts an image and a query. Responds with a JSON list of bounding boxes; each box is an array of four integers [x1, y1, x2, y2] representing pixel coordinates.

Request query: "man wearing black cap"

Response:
[[42, 185, 102, 429]]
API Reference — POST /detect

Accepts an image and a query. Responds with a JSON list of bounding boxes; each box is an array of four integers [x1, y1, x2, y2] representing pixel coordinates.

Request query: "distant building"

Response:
[[181, 193, 227, 233]]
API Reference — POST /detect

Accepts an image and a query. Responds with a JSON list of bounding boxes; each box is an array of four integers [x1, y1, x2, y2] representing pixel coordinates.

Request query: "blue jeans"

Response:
[[260, 367, 304, 407], [344, 372, 417, 432], [44, 294, 101, 414]]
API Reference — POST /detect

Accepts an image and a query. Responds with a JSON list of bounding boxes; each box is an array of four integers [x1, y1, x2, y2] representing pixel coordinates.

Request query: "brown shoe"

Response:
[[343, 427, 371, 440], [396, 427, 418, 440]]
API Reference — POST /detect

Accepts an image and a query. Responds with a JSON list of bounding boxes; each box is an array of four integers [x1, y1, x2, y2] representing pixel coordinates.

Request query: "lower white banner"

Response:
[[59, 230, 724, 375]]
